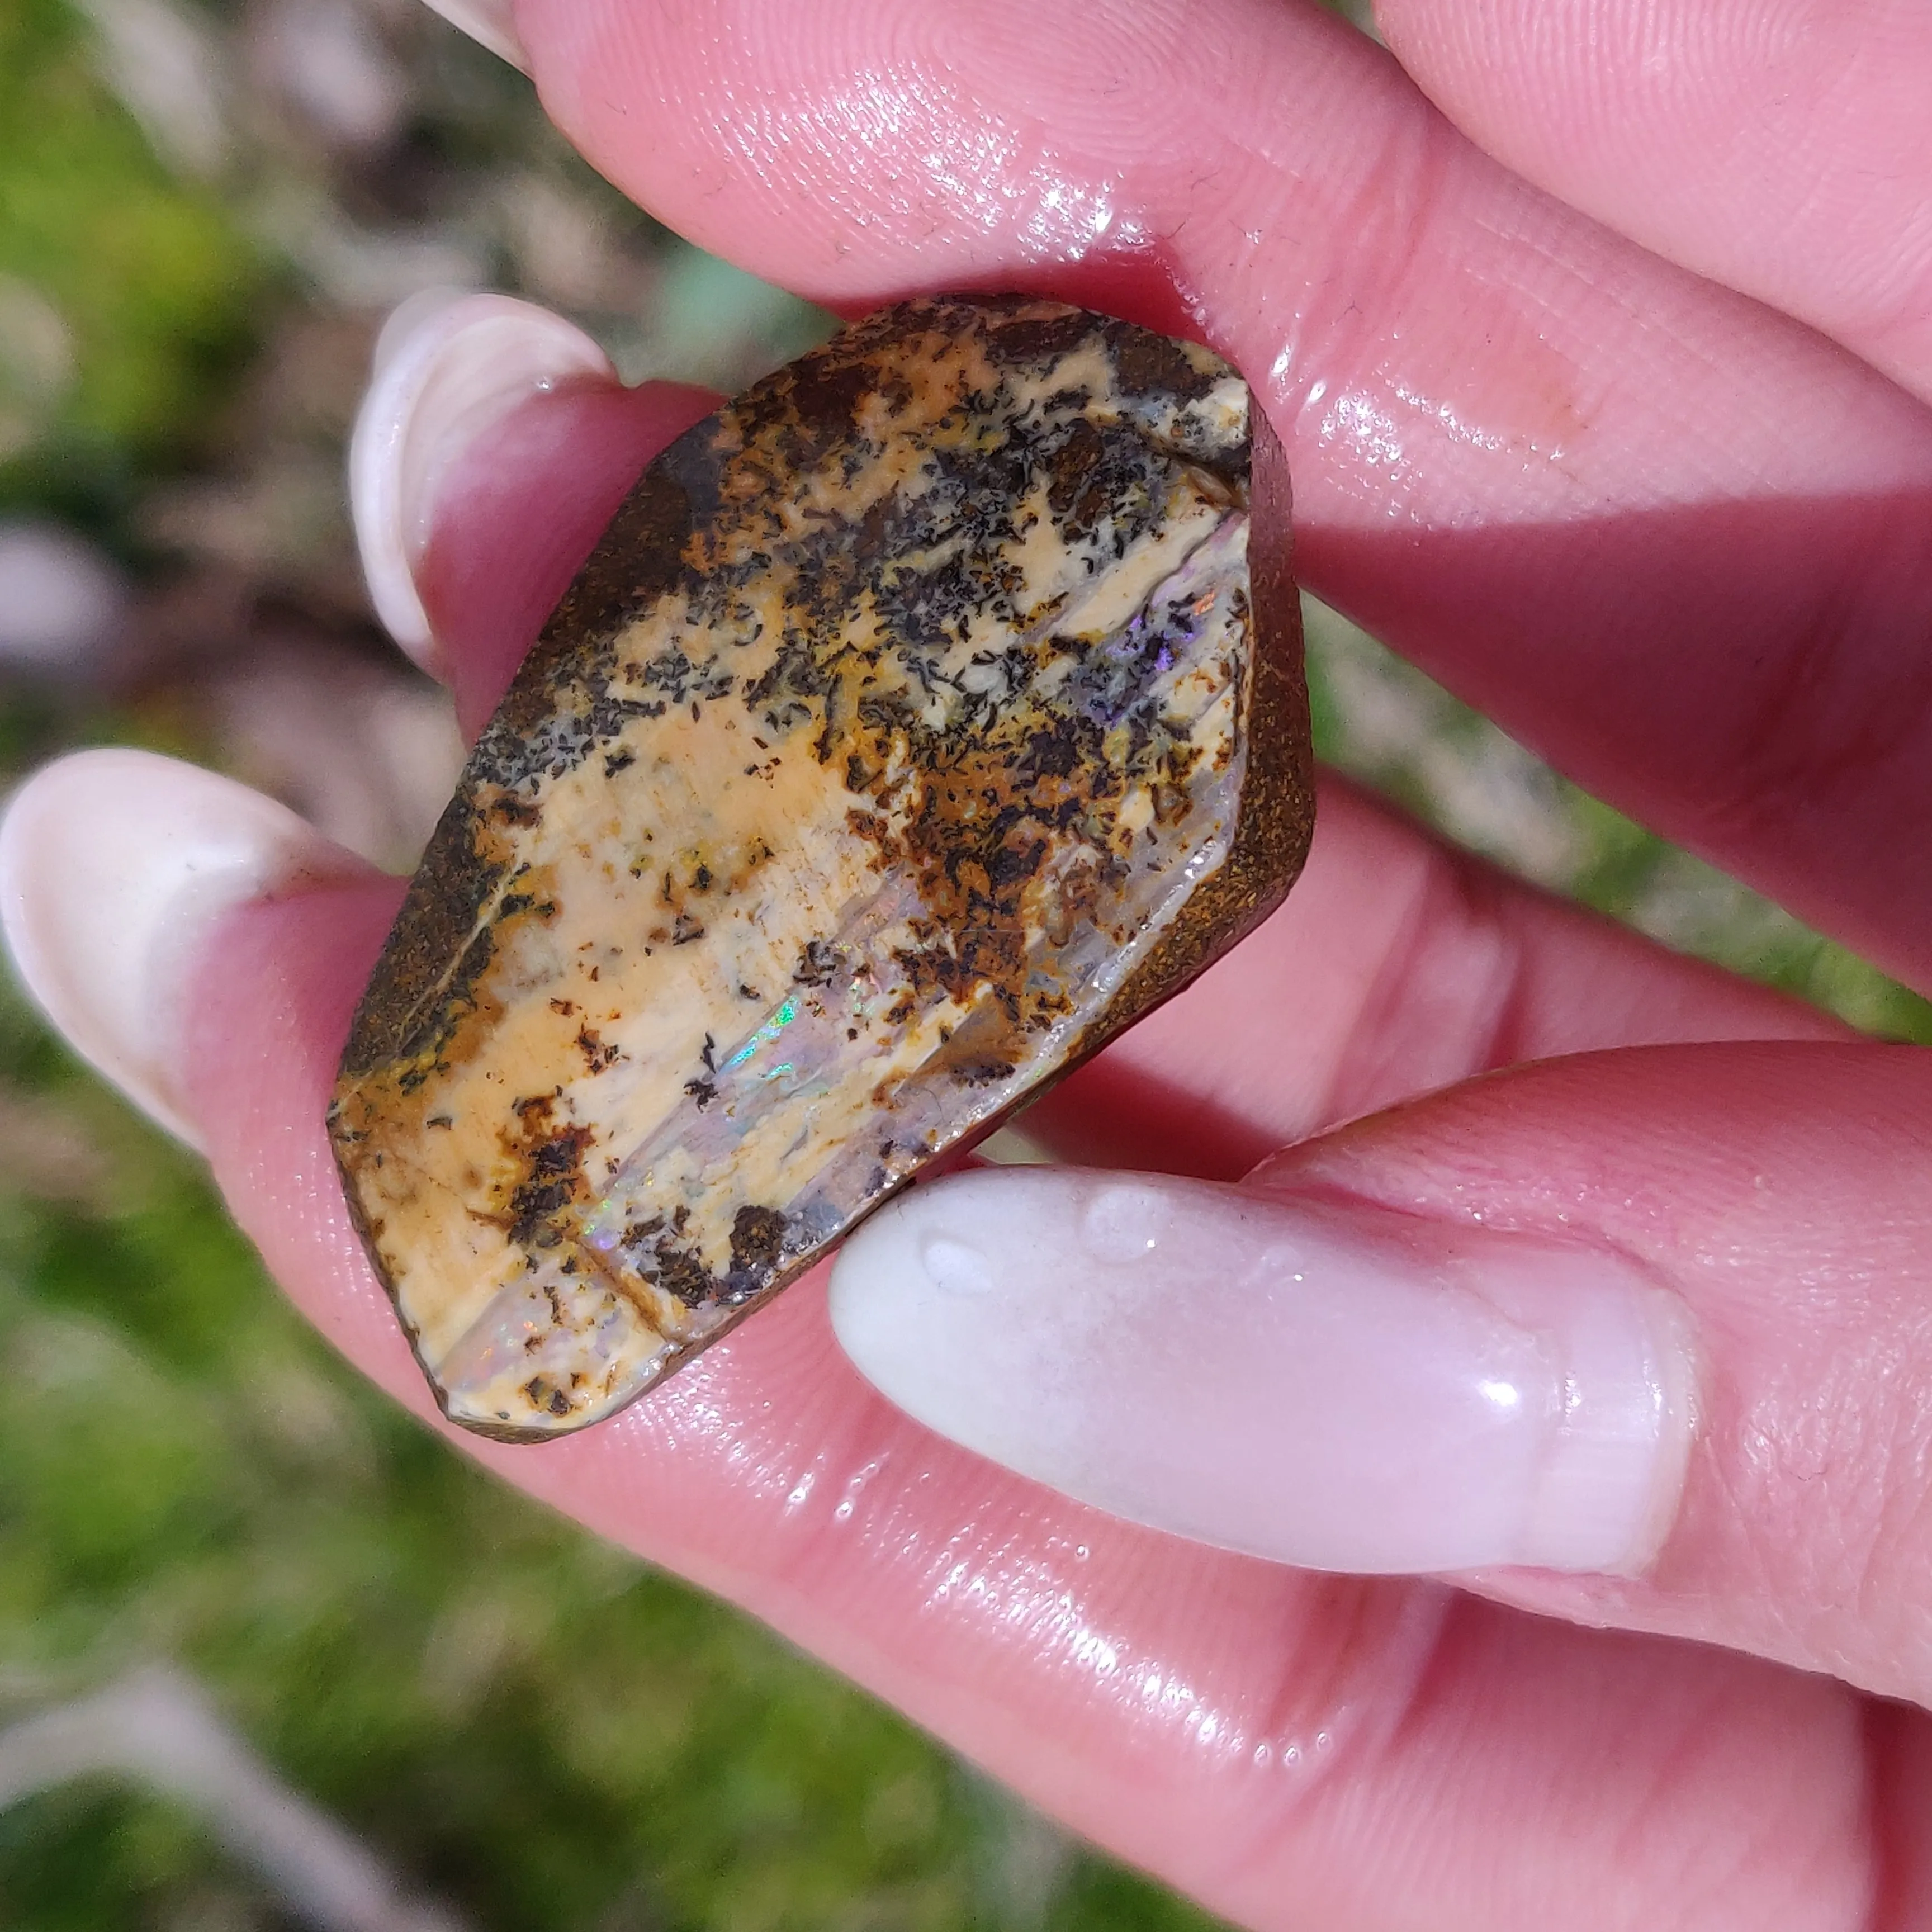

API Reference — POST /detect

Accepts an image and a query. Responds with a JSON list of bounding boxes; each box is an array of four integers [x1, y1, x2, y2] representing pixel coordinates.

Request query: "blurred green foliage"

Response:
[[0, 0, 264, 529]]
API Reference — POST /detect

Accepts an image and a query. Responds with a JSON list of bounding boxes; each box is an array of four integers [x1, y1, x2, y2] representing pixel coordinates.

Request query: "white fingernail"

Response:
[[351, 291, 613, 676], [831, 1168, 1697, 1577], [419, 0, 528, 72], [0, 751, 362, 1149]]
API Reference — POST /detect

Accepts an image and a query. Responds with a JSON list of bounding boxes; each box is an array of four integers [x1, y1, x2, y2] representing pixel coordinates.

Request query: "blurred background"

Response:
[[1, 1, 1926, 1926]]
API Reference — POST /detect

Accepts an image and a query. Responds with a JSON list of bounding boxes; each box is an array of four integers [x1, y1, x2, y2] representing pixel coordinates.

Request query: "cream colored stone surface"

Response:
[[331, 296, 1284, 1438]]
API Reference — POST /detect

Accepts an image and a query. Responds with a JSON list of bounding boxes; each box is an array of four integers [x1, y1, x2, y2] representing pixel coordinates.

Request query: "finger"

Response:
[[348, 290, 714, 733], [1374, 0, 1932, 406], [0, 761, 1887, 1930], [352, 291, 616, 678], [834, 1038, 1932, 1710], [1276, 1044, 1932, 1703], [7, 248, 1878, 1919], [12, 36, 1916, 1921], [496, 0, 1932, 994], [1024, 774, 1840, 1180], [0, 749, 371, 1147]]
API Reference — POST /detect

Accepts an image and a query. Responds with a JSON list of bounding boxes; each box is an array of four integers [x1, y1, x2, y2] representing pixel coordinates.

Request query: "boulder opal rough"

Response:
[[330, 295, 1313, 1441]]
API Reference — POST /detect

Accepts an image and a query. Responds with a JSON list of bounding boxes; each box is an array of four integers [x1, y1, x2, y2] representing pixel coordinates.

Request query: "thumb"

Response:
[[829, 1039, 1932, 1703]]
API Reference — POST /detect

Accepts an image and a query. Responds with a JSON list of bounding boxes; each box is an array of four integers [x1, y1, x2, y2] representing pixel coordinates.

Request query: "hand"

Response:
[[7, 2, 1932, 1926]]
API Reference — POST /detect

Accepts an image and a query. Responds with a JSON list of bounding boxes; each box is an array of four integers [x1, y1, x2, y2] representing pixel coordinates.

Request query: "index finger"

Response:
[[507, 0, 1932, 993]]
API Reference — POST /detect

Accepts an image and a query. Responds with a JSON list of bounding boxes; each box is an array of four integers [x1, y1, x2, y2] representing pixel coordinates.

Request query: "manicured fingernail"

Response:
[[351, 291, 614, 676], [830, 1168, 1697, 1576], [419, 0, 528, 71], [0, 750, 363, 1149]]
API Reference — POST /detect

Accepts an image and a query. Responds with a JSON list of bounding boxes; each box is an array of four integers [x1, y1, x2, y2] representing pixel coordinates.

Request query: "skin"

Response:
[[170, 1, 1932, 1925]]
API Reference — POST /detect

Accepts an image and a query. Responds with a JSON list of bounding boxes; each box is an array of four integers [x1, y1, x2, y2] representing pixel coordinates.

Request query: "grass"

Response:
[[0, 0, 264, 537]]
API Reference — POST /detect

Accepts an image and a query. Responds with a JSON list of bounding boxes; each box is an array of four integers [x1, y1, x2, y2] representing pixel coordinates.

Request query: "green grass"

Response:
[[0, 0, 265, 536]]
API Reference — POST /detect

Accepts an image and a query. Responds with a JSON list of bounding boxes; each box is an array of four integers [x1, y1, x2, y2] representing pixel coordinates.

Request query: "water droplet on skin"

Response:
[[1080, 1181, 1169, 1262], [920, 1233, 995, 1295]]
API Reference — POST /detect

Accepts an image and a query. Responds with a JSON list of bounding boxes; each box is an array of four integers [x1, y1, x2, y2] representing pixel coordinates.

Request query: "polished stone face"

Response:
[[330, 295, 1312, 1440]]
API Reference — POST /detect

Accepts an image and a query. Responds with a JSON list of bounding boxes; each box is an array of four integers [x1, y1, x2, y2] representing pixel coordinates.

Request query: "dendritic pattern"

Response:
[[329, 295, 1312, 1439]]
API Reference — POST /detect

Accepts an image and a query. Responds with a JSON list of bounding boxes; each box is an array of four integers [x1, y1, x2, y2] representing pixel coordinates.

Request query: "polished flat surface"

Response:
[[330, 296, 1310, 1438]]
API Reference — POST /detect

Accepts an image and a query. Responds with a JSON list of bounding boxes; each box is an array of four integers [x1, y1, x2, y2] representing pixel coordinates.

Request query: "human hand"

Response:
[[6, 2, 1932, 1926]]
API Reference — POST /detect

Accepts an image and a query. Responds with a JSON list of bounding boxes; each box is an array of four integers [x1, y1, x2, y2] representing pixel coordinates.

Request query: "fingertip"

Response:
[[831, 1163, 1695, 1577], [350, 291, 617, 679], [0, 751, 369, 1148]]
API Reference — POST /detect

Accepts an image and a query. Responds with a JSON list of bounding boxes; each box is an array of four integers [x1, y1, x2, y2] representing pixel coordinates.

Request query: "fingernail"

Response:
[[419, 0, 528, 72], [830, 1168, 1697, 1576], [0, 750, 363, 1149], [351, 291, 614, 676]]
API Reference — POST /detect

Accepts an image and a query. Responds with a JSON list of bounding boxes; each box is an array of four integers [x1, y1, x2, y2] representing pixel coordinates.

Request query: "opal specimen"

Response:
[[330, 295, 1313, 1440]]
